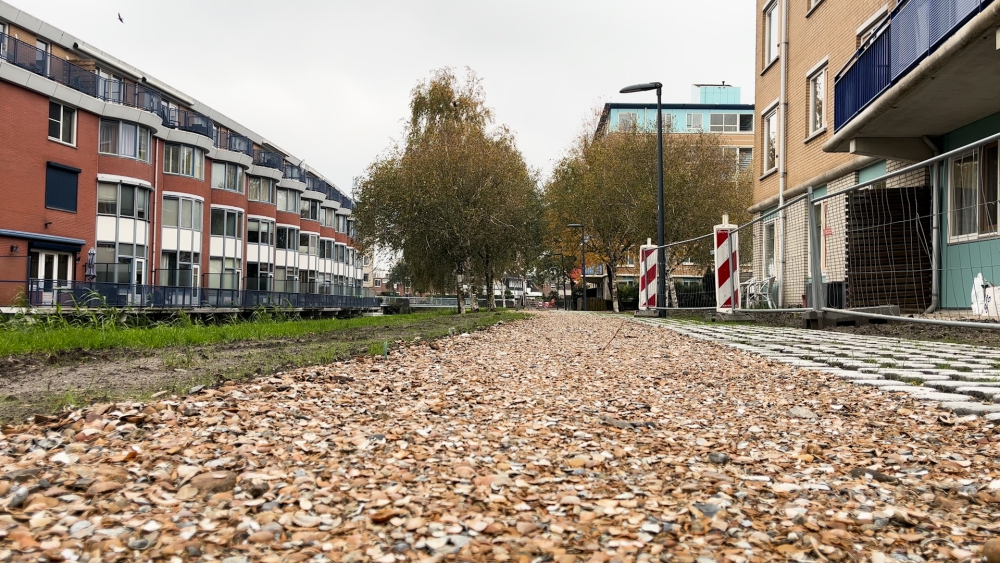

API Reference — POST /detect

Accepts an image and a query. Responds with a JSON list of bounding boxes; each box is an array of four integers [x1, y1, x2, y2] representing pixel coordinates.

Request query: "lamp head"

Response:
[[620, 82, 662, 94]]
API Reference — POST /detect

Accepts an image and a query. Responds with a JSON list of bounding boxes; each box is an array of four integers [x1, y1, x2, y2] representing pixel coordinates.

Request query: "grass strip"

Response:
[[0, 310, 512, 357]]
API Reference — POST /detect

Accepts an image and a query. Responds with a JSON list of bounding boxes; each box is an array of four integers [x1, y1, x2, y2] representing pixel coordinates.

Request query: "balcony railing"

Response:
[[159, 106, 214, 138], [340, 194, 354, 210], [253, 148, 284, 170], [834, 0, 995, 130], [214, 130, 253, 157], [305, 176, 328, 193], [96, 78, 163, 113], [283, 163, 306, 182], [1, 33, 99, 96]]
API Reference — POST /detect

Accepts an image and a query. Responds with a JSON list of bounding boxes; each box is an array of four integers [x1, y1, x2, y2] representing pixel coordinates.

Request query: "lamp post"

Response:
[[567, 223, 586, 312], [620, 81, 665, 317]]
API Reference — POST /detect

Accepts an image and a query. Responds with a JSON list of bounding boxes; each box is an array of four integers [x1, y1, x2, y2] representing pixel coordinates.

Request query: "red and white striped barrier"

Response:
[[714, 223, 739, 312], [638, 240, 657, 310]]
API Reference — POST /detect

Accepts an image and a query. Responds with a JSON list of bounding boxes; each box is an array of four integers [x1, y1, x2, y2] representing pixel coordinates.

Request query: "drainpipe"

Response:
[[923, 135, 940, 314], [777, 0, 790, 307]]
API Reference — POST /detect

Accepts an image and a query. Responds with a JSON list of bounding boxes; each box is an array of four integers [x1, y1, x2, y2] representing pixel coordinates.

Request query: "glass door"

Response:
[[28, 250, 73, 305]]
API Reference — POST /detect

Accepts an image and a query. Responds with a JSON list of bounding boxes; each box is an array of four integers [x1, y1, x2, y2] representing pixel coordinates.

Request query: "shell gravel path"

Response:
[[1, 312, 999, 563]]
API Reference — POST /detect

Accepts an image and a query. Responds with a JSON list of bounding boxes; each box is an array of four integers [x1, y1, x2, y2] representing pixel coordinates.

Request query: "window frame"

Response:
[[764, 1, 780, 68], [96, 182, 151, 220], [99, 119, 151, 162], [763, 108, 779, 174], [807, 64, 828, 136], [209, 207, 244, 239], [248, 176, 276, 204], [948, 145, 1000, 243], [163, 144, 205, 179], [48, 101, 76, 146], [686, 113, 703, 131], [45, 162, 80, 213], [212, 161, 245, 193]]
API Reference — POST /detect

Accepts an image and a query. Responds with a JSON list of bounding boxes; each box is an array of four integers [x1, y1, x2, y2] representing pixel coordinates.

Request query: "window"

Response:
[[764, 109, 779, 173], [210, 208, 243, 239], [208, 257, 241, 289], [764, 2, 779, 66], [950, 144, 1000, 240], [212, 162, 244, 193], [763, 221, 776, 277], [857, 10, 889, 48], [299, 233, 319, 255], [97, 182, 150, 219], [300, 199, 320, 221], [710, 113, 738, 132], [35, 40, 49, 75], [48, 102, 76, 145], [248, 177, 275, 203], [45, 162, 79, 212], [808, 67, 827, 134], [99, 120, 150, 161], [739, 114, 754, 132], [618, 112, 638, 131], [276, 189, 300, 213], [247, 219, 274, 245], [738, 148, 753, 171], [164, 144, 204, 179], [162, 196, 202, 230], [686, 113, 703, 131], [276, 227, 299, 250]]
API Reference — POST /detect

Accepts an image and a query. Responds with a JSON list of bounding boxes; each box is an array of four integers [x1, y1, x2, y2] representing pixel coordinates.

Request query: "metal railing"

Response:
[[834, 0, 994, 130], [306, 176, 327, 193], [0, 33, 96, 96], [96, 78, 163, 113], [215, 130, 253, 156], [159, 106, 213, 138], [253, 148, 284, 170], [283, 163, 306, 182], [24, 278, 380, 310]]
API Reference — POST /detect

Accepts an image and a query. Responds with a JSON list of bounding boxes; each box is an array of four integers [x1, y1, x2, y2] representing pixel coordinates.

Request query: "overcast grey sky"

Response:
[[19, 0, 755, 193]]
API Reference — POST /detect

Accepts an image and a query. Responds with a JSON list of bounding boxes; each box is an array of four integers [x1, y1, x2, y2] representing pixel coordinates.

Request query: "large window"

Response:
[[247, 218, 274, 245], [618, 112, 638, 131], [764, 2, 779, 66], [248, 177, 275, 203], [950, 144, 1000, 240], [212, 162, 244, 193], [299, 233, 319, 255], [763, 221, 776, 277], [300, 199, 320, 221], [97, 183, 150, 220], [162, 196, 203, 230], [48, 101, 76, 145], [320, 239, 335, 259], [164, 144, 205, 179], [276, 227, 299, 250], [764, 109, 779, 173], [100, 120, 151, 162], [210, 208, 243, 239], [709, 113, 753, 133], [277, 189, 300, 213], [160, 251, 200, 287], [45, 162, 79, 212], [808, 66, 827, 135], [686, 113, 703, 131]]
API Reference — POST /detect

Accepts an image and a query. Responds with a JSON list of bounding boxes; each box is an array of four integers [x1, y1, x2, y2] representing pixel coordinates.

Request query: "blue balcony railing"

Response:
[[834, 0, 994, 130], [340, 194, 354, 210], [283, 163, 306, 182], [214, 130, 253, 156], [253, 148, 284, 170], [306, 175, 328, 193], [160, 106, 213, 138]]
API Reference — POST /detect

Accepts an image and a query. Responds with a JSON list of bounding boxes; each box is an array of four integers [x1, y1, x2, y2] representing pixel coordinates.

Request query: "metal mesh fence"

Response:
[[661, 233, 715, 309], [739, 195, 811, 311]]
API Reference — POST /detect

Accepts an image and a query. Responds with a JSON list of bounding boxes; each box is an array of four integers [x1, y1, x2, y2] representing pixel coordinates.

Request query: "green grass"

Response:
[[0, 310, 512, 357]]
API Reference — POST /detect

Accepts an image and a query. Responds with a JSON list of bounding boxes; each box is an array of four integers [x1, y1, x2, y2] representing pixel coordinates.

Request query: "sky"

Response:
[[17, 0, 756, 194]]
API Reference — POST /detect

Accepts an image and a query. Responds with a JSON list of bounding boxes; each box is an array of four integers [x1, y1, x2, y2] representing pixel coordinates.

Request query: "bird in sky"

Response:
[[117, 13, 124, 23]]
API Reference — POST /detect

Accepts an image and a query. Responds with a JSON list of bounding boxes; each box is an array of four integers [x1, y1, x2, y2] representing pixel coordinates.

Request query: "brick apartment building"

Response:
[[752, 0, 1000, 311], [0, 2, 369, 310]]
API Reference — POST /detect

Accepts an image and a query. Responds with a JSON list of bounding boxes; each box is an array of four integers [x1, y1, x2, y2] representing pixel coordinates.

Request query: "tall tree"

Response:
[[544, 119, 752, 311], [354, 68, 540, 312]]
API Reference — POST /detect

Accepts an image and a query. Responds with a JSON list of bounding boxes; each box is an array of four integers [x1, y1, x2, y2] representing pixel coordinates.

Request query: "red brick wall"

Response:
[[275, 211, 300, 227], [97, 154, 155, 184], [246, 202, 277, 220], [0, 83, 99, 282]]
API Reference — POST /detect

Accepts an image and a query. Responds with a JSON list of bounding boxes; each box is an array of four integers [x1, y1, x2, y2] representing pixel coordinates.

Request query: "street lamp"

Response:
[[567, 223, 586, 312], [620, 81, 665, 317]]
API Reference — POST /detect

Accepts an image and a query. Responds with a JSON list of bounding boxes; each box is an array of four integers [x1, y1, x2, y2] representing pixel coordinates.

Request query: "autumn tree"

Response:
[[353, 68, 540, 313], [544, 116, 752, 312]]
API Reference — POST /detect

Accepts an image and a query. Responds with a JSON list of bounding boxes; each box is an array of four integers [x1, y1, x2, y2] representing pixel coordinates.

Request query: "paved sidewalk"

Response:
[[637, 317, 1000, 420]]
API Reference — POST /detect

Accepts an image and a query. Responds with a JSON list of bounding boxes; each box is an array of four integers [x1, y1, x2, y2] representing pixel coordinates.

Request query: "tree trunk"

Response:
[[456, 267, 466, 314], [485, 267, 496, 311], [607, 262, 620, 313]]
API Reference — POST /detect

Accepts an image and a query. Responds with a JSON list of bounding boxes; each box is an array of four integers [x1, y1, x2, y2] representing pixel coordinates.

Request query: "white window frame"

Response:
[[763, 107, 779, 174], [807, 63, 828, 136], [948, 145, 1000, 243], [763, 220, 777, 277], [99, 119, 151, 162], [686, 113, 703, 131], [764, 1, 779, 67], [710, 113, 739, 133], [618, 111, 638, 131], [48, 101, 76, 146], [164, 144, 205, 179]]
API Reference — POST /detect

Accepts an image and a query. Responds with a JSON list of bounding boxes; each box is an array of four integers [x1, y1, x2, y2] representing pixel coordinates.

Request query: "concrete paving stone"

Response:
[[950, 373, 1000, 382], [954, 387, 1000, 400], [985, 412, 1000, 421], [939, 402, 1000, 415], [881, 372, 952, 382], [871, 385, 929, 392], [827, 372, 884, 380], [909, 392, 985, 402]]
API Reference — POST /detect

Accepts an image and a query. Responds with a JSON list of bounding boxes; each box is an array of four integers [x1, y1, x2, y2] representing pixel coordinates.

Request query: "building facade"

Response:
[[752, 0, 1000, 312], [0, 2, 370, 310]]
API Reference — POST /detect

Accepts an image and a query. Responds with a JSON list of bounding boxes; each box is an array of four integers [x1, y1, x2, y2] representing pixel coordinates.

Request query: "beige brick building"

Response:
[[751, 0, 1000, 312]]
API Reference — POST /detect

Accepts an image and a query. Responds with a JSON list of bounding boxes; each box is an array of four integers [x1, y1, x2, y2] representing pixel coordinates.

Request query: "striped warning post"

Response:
[[714, 225, 739, 312], [638, 243, 657, 310]]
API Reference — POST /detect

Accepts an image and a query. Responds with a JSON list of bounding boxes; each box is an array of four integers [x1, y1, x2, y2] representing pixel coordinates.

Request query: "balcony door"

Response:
[[29, 250, 73, 305]]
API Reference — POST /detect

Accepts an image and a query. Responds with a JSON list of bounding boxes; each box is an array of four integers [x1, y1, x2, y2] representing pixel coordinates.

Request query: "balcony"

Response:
[[253, 148, 283, 170], [159, 106, 214, 138], [283, 163, 306, 182], [215, 130, 253, 157], [339, 194, 354, 210], [306, 175, 328, 193], [1, 32, 99, 96], [831, 0, 999, 156]]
